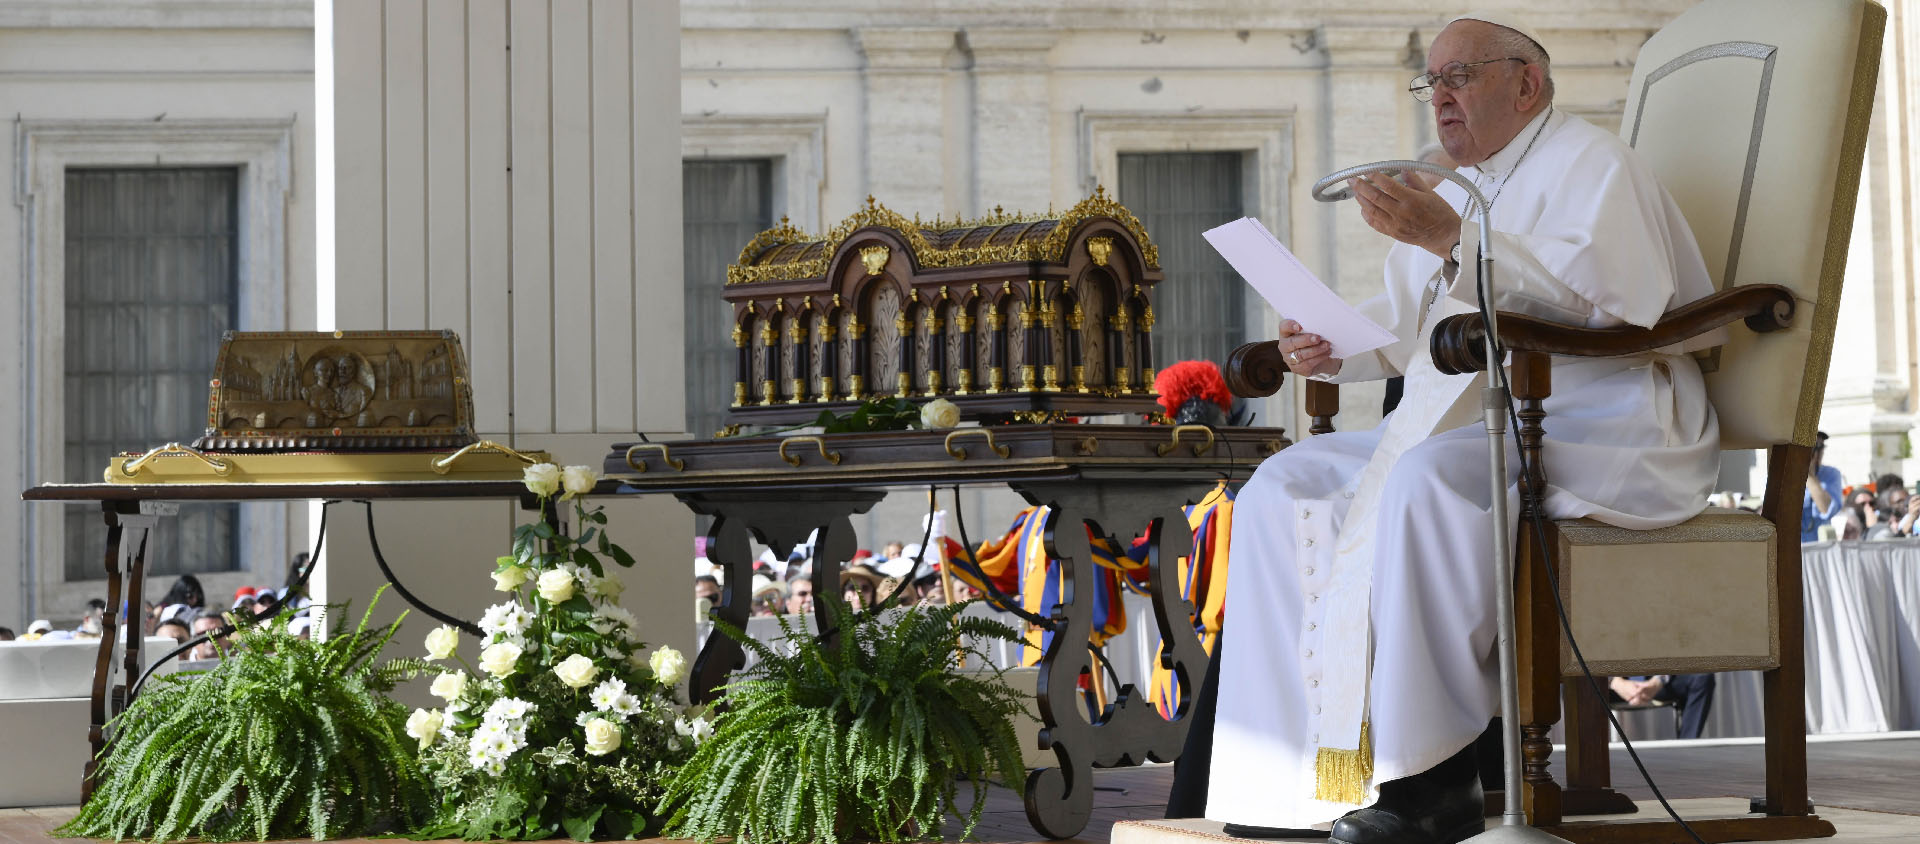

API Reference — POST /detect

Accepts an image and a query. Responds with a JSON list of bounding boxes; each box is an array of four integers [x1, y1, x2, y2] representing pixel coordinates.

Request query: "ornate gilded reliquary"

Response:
[[721, 188, 1166, 424]]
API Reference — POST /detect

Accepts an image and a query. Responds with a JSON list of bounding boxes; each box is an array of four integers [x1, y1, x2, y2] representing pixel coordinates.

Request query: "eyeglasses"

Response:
[[1410, 58, 1526, 102]]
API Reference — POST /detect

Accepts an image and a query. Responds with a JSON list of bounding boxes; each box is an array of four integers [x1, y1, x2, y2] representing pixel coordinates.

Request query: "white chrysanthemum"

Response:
[[479, 601, 533, 638], [485, 697, 534, 725], [589, 678, 628, 711], [609, 693, 642, 720]]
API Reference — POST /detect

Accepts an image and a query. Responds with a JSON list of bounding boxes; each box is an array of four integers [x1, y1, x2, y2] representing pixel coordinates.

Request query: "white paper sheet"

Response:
[[1202, 217, 1397, 360]]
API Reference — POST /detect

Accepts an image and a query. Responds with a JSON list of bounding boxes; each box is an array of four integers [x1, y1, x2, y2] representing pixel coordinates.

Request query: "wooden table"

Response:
[[27, 423, 1290, 838]]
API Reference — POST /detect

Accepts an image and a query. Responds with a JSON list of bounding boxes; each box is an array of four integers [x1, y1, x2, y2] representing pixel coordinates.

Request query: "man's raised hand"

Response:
[[1350, 172, 1460, 260]]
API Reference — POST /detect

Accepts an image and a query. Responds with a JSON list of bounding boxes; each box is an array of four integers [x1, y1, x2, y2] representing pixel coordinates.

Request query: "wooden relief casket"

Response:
[[102, 331, 551, 484], [722, 188, 1165, 424], [193, 330, 477, 451]]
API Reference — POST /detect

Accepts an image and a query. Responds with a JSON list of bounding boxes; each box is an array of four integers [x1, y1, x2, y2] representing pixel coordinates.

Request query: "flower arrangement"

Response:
[[658, 598, 1028, 844], [412, 464, 705, 841], [58, 589, 430, 842]]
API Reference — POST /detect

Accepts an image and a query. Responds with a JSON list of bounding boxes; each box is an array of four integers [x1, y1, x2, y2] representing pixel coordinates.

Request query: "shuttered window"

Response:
[[1118, 152, 1248, 372], [64, 168, 241, 580], [683, 159, 774, 440]]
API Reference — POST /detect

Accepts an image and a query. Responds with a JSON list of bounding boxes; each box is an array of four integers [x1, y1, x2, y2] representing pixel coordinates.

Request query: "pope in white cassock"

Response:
[[1205, 14, 1721, 844]]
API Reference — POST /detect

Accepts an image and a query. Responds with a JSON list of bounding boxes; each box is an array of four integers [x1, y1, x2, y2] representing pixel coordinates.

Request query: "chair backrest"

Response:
[[1619, 0, 1883, 450]]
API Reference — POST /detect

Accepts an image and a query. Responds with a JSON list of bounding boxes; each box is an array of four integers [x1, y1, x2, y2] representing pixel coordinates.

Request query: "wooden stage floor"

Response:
[[6, 735, 1915, 844]]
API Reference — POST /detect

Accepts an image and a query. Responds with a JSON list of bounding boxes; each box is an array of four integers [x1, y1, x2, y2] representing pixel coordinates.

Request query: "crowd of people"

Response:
[[1801, 431, 1918, 542], [692, 526, 990, 621], [1, 565, 317, 663]]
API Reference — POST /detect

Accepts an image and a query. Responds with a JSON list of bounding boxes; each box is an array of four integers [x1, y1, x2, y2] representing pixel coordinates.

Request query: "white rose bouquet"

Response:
[[414, 463, 707, 841]]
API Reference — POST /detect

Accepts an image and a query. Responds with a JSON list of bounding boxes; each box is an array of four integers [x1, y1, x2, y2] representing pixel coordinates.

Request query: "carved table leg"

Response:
[[676, 490, 885, 704], [1009, 479, 1214, 840], [84, 501, 162, 802]]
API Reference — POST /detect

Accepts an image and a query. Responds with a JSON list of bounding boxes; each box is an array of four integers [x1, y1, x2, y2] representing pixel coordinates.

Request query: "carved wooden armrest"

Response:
[[1223, 340, 1342, 435], [1429, 283, 1796, 375], [1225, 341, 1286, 398]]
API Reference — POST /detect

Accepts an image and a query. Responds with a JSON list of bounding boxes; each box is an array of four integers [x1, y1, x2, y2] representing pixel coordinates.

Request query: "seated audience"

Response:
[[784, 575, 815, 616], [1868, 474, 1914, 539], [155, 574, 206, 612], [1610, 674, 1716, 739], [189, 615, 225, 660], [750, 575, 786, 617], [840, 564, 881, 611], [694, 575, 721, 606], [0, 626, 14, 641], [155, 618, 191, 647]]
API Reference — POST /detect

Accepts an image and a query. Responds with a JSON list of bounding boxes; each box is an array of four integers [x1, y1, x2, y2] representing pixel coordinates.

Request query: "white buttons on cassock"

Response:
[[1309, 593, 1319, 603], [1311, 678, 1320, 688], [1304, 649, 1313, 658], [1304, 567, 1315, 576], [1304, 538, 1315, 547], [1302, 509, 1313, 519], [1307, 622, 1317, 631]]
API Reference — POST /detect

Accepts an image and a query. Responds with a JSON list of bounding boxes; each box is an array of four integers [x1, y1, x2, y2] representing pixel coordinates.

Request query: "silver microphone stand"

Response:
[[1310, 159, 1569, 844]]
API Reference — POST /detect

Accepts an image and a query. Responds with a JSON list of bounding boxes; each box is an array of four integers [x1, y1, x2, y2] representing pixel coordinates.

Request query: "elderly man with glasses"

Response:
[[1202, 14, 1723, 844]]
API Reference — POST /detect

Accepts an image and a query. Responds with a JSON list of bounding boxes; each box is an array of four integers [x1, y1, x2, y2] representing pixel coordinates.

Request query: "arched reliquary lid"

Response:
[[718, 189, 1169, 426]]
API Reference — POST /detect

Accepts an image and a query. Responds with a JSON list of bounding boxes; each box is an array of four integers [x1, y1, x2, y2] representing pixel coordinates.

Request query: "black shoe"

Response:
[[1223, 822, 1332, 839], [1328, 752, 1484, 844]]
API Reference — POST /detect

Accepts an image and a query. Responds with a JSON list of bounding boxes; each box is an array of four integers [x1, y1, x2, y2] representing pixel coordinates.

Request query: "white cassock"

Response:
[[1207, 108, 1723, 829]]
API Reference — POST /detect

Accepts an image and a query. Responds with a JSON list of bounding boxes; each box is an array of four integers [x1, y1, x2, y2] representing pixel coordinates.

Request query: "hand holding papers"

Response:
[[1202, 217, 1397, 360]]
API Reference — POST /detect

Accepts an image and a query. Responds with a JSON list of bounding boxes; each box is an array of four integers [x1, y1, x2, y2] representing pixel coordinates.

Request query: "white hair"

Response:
[[1485, 26, 1554, 103]]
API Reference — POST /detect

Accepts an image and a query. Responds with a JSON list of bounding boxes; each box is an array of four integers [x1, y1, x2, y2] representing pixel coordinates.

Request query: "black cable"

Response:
[[360, 500, 485, 637], [130, 500, 337, 699], [948, 483, 1057, 630], [1472, 277, 1710, 844]]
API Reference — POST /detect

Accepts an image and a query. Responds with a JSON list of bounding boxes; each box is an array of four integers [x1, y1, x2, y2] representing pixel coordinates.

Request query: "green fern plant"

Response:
[[58, 587, 431, 842], [658, 599, 1028, 844]]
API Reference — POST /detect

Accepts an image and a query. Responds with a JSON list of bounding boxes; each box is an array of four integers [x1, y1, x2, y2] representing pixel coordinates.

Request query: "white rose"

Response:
[[406, 708, 444, 751], [479, 641, 523, 678], [560, 465, 599, 500], [523, 463, 562, 497], [583, 718, 622, 756], [430, 671, 468, 703], [492, 565, 530, 592], [920, 397, 961, 429], [537, 568, 576, 603], [649, 647, 688, 688], [424, 625, 459, 661], [586, 574, 625, 602], [553, 653, 599, 689]]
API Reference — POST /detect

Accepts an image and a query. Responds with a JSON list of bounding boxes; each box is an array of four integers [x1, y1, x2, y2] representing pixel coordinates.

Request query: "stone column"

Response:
[[855, 27, 956, 217], [1317, 25, 1418, 430], [965, 28, 1058, 215]]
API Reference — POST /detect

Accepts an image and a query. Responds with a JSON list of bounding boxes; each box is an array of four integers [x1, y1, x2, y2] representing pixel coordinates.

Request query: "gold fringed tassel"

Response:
[[1313, 721, 1374, 805]]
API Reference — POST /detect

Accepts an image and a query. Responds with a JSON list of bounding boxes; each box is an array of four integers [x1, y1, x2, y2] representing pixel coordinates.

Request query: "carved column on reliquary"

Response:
[[731, 319, 750, 407], [818, 295, 841, 402], [1108, 298, 1133, 395], [788, 304, 812, 405], [895, 294, 917, 399], [987, 290, 1009, 393], [924, 289, 948, 396]]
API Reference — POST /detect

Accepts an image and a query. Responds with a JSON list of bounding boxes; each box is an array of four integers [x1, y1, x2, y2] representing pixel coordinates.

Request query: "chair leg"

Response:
[[1561, 679, 1637, 815], [1515, 520, 1561, 826], [1763, 444, 1813, 817]]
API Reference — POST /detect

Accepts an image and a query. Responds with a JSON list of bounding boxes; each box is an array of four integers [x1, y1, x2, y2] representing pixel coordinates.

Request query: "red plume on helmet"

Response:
[[1153, 360, 1233, 424]]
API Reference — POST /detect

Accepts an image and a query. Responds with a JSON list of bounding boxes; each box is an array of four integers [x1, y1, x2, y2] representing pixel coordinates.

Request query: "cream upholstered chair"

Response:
[[1226, 0, 1884, 841]]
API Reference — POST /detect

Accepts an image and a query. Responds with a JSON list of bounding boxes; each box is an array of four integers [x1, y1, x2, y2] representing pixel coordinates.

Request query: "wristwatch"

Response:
[[1449, 241, 1463, 265]]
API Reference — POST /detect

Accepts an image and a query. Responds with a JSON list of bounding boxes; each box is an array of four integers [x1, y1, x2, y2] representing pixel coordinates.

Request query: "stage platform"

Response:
[[6, 734, 1915, 844]]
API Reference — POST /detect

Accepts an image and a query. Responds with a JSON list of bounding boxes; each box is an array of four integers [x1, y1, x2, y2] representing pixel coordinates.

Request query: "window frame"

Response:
[[17, 118, 294, 616]]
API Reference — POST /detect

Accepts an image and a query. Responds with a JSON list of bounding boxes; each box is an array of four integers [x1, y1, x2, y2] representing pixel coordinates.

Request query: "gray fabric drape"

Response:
[[682, 159, 772, 441], [1118, 152, 1248, 374]]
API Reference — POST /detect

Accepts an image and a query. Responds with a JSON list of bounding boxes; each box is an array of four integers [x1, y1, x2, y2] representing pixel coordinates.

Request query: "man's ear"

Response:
[[1515, 65, 1546, 111]]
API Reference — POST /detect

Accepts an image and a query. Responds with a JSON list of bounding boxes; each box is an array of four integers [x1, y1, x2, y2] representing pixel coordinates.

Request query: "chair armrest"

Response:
[[1225, 341, 1287, 398], [1430, 283, 1796, 375]]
